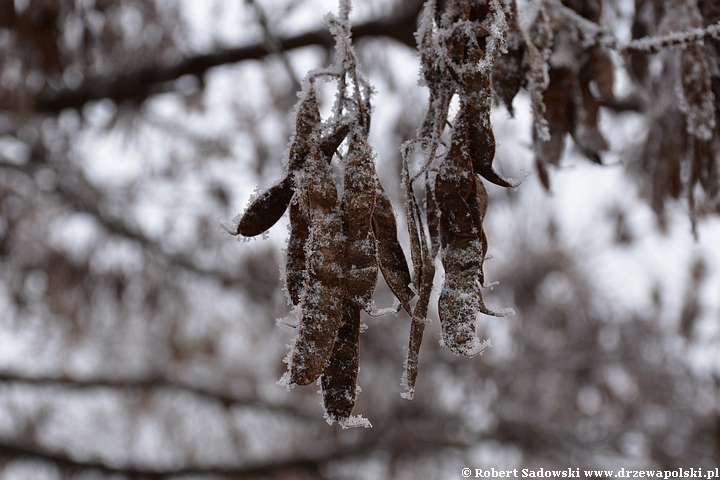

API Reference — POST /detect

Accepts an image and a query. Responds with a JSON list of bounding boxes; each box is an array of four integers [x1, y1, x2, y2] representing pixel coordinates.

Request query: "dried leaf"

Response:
[[321, 297, 360, 422], [234, 176, 294, 237]]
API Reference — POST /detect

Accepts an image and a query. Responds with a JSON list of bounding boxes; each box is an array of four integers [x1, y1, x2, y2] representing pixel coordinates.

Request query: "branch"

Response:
[[0, 370, 315, 419], [32, 7, 422, 114], [620, 22, 720, 55], [0, 438, 375, 479]]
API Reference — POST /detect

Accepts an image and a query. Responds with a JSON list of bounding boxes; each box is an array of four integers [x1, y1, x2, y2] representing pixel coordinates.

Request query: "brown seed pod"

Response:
[[463, 74, 520, 188], [435, 128, 484, 356], [534, 67, 573, 181], [289, 146, 346, 386], [680, 43, 716, 141], [437, 241, 487, 356], [570, 72, 609, 165], [584, 46, 615, 100], [343, 133, 379, 309], [372, 185, 415, 314], [285, 192, 310, 306], [466, 176, 489, 286], [288, 83, 322, 173], [491, 0, 526, 115], [321, 297, 360, 422], [402, 217, 435, 398], [234, 175, 294, 237]]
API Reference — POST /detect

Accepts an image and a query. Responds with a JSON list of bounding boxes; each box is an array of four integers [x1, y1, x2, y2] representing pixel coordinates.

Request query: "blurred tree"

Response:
[[0, 0, 719, 478]]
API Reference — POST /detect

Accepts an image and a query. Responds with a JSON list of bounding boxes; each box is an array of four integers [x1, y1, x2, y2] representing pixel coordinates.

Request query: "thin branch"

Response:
[[30, 7, 422, 114], [0, 370, 315, 419], [620, 21, 720, 55], [0, 438, 374, 479], [244, 0, 302, 92]]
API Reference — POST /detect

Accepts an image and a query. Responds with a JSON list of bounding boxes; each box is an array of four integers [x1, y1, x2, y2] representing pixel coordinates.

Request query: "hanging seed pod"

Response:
[[435, 113, 484, 356], [289, 145, 346, 386], [234, 176, 294, 237], [438, 244, 488, 356], [491, 0, 526, 115], [232, 82, 324, 238], [288, 83, 322, 173], [585, 46, 615, 100], [285, 192, 310, 306], [372, 185, 415, 314], [679, 43, 716, 141], [321, 297, 360, 423], [343, 132, 379, 309], [571, 80, 608, 165], [435, 106, 512, 356], [464, 68, 520, 189], [534, 67, 573, 183], [402, 256, 434, 398], [466, 176, 489, 286]]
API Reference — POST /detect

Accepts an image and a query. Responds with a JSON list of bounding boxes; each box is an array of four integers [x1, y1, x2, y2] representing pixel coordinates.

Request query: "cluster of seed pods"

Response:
[[231, 0, 521, 422], [232, 62, 413, 426]]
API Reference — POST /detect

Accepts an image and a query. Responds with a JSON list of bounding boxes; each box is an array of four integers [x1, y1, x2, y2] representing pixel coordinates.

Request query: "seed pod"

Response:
[[465, 90, 521, 188], [585, 46, 614, 100], [372, 185, 414, 314], [285, 191, 309, 305], [234, 176, 294, 237], [466, 176, 489, 286], [491, 0, 526, 115], [289, 146, 346, 386], [288, 83, 322, 173], [402, 228, 435, 399], [680, 43, 716, 141], [534, 67, 573, 178], [572, 57, 609, 165], [437, 240, 486, 356], [343, 133, 379, 309], [321, 297, 360, 422]]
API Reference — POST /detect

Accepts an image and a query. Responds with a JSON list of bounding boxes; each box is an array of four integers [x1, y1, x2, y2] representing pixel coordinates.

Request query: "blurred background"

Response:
[[1, 0, 719, 478]]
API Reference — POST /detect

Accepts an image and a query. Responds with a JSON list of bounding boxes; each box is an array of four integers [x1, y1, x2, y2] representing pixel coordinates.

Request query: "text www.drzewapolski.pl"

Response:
[[461, 468, 720, 478]]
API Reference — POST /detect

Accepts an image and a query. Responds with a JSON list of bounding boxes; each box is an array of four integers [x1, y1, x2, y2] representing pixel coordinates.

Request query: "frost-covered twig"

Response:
[[620, 22, 720, 55]]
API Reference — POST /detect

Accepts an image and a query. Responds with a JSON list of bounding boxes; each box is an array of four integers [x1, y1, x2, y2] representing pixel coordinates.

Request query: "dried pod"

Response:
[[372, 185, 415, 314], [438, 246, 487, 356], [466, 176, 490, 286], [288, 83, 322, 172], [585, 46, 615, 100], [679, 43, 716, 141], [491, 0, 526, 115], [402, 212, 436, 398], [285, 193, 310, 305], [534, 67, 573, 179], [234, 176, 294, 237], [321, 297, 360, 422], [463, 71, 520, 188], [572, 71, 608, 165], [343, 133, 379, 308], [289, 147, 346, 386]]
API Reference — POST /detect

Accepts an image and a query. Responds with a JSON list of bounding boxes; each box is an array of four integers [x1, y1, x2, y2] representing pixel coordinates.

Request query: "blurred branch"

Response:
[[2, 156, 252, 293], [32, 5, 422, 114], [0, 370, 315, 419], [0, 438, 368, 479]]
